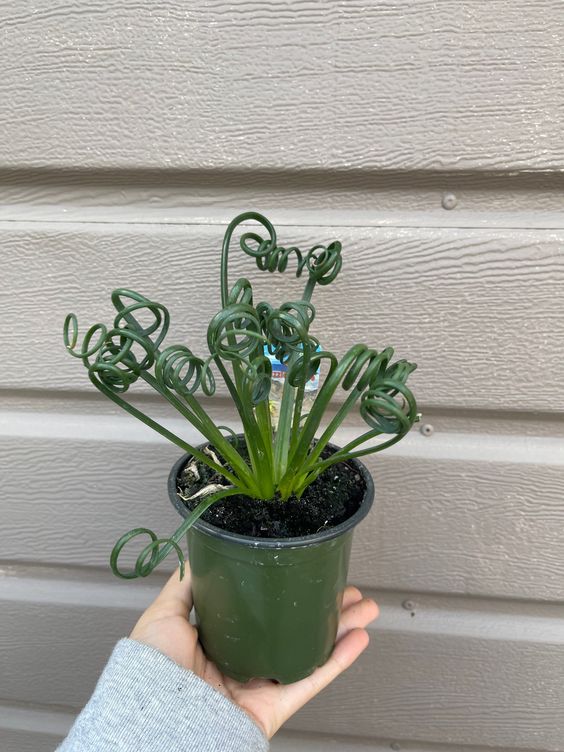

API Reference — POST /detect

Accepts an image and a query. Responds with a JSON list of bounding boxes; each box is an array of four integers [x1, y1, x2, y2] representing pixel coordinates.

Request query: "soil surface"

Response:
[[177, 443, 366, 538]]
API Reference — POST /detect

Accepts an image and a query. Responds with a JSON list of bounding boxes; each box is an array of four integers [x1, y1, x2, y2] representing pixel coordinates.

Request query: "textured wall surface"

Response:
[[1, 1, 564, 750]]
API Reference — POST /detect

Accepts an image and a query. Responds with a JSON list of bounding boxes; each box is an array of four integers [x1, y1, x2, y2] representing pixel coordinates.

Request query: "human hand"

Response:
[[130, 566, 379, 739]]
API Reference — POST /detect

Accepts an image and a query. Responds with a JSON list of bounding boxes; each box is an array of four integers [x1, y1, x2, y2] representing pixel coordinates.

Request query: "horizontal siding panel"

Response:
[[1, 575, 562, 751], [1, 1, 564, 172], [1, 730, 63, 752], [293, 629, 564, 750], [0, 729, 533, 752], [0, 729, 419, 752], [354, 454, 564, 601], [5, 174, 564, 218], [2, 704, 347, 752], [1, 705, 513, 752], [2, 222, 563, 411], [0, 704, 73, 752], [2, 391, 563, 438], [1, 412, 564, 601]]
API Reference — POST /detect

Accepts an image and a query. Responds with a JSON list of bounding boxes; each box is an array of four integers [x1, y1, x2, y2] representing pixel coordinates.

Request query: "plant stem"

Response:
[[111, 486, 241, 579], [89, 371, 245, 489], [272, 363, 296, 485], [141, 371, 259, 490], [214, 357, 274, 499], [293, 430, 407, 496]]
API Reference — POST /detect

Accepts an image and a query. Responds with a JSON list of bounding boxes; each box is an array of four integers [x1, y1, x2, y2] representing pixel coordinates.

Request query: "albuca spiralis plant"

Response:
[[64, 212, 418, 579]]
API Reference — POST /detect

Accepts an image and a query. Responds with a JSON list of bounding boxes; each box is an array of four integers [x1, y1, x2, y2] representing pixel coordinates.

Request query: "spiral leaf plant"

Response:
[[64, 212, 418, 580]]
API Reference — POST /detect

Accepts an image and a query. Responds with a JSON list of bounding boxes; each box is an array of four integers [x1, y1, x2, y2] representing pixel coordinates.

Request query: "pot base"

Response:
[[187, 525, 353, 684]]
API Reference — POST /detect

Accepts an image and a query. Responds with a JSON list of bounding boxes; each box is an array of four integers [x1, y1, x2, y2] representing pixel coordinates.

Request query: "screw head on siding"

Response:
[[402, 599, 415, 611], [391, 743, 401, 751], [420, 423, 434, 437], [441, 191, 458, 210]]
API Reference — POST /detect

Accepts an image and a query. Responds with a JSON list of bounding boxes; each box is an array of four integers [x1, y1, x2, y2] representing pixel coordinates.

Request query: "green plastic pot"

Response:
[[168, 442, 374, 684]]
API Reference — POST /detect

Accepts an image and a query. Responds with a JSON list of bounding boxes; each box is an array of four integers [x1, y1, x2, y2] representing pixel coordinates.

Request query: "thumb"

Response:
[[271, 628, 370, 735], [149, 565, 193, 616]]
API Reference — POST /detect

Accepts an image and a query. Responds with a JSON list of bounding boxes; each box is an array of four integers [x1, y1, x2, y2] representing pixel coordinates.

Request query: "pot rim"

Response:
[[167, 438, 374, 549]]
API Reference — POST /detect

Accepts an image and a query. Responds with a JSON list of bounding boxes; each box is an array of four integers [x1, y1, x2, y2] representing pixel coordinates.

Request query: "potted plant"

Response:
[[63, 211, 418, 683]]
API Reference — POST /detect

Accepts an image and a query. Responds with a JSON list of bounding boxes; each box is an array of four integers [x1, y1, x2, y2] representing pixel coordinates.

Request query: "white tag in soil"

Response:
[[264, 346, 321, 430]]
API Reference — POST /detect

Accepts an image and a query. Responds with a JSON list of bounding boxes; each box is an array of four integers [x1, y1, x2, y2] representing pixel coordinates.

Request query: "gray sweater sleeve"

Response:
[[57, 638, 269, 752]]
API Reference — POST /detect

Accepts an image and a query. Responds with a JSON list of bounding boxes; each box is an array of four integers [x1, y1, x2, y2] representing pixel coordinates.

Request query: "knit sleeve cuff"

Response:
[[57, 638, 269, 752]]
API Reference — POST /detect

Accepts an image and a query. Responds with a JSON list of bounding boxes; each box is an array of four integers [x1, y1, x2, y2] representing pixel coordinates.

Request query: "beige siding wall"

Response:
[[1, 2, 563, 750]]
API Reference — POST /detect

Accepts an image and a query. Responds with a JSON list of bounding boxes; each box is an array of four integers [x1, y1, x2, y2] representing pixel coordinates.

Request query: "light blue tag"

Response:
[[263, 346, 321, 392]]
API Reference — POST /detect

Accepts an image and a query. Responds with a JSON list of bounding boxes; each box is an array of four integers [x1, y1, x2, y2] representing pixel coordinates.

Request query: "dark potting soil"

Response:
[[177, 444, 366, 538]]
